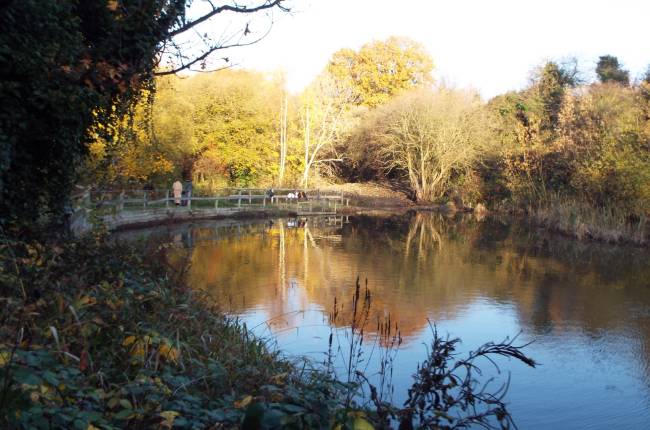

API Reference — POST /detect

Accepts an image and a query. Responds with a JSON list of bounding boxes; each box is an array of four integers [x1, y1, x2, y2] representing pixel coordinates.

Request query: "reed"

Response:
[[529, 194, 648, 245]]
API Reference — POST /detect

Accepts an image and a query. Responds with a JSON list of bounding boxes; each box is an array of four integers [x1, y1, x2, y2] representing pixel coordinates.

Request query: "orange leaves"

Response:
[[234, 395, 253, 409], [158, 343, 180, 362], [106, 1, 119, 12]]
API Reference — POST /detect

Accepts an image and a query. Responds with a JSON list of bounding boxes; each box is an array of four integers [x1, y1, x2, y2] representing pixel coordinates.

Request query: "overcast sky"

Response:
[[211, 0, 650, 98]]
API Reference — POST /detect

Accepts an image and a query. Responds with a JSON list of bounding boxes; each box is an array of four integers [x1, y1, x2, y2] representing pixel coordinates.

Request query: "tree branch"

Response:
[[155, 26, 271, 76], [167, 0, 289, 38]]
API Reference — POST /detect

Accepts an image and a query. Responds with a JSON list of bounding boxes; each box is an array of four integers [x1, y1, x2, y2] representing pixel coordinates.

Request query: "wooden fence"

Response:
[[75, 188, 350, 216]]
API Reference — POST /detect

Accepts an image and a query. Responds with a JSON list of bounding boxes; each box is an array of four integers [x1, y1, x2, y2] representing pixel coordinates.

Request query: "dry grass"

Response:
[[530, 197, 648, 246]]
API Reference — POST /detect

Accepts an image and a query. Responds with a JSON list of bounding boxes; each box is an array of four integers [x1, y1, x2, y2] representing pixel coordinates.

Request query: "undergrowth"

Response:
[[0, 231, 358, 429], [0, 230, 536, 429]]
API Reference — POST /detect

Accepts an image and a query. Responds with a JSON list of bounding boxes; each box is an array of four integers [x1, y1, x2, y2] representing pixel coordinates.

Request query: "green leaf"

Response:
[[113, 409, 133, 420]]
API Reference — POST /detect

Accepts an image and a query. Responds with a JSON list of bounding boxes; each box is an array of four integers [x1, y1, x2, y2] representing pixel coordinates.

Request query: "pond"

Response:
[[121, 212, 650, 429]]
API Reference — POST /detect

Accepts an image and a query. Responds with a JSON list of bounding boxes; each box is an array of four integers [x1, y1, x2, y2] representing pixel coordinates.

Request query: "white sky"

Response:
[[210, 0, 650, 98]]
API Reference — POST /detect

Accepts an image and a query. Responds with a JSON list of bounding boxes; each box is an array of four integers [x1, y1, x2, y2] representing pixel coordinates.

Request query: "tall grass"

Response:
[[323, 278, 537, 429], [529, 194, 648, 245]]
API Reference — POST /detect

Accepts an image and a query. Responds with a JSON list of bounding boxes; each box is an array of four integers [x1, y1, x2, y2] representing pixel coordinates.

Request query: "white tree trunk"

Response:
[[302, 104, 310, 187], [278, 93, 288, 187]]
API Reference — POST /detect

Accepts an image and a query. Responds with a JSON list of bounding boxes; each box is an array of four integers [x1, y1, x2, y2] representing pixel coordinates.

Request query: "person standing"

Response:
[[172, 180, 182, 206]]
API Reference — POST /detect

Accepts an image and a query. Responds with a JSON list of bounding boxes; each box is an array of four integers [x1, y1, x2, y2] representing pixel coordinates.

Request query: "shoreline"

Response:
[[76, 194, 648, 248]]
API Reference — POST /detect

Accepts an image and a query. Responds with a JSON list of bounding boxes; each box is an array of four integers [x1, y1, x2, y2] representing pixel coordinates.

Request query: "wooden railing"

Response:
[[78, 188, 350, 215]]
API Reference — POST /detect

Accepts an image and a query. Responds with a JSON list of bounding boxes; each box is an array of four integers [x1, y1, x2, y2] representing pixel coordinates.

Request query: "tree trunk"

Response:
[[302, 104, 311, 187], [278, 92, 288, 187]]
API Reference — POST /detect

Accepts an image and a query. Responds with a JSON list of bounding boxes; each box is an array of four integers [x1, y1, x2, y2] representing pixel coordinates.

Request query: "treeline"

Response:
[[87, 38, 650, 221], [85, 36, 435, 191], [481, 59, 650, 216]]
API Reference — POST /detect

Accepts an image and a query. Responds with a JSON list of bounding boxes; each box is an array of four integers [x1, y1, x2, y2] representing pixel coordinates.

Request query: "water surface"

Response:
[[123, 213, 650, 429]]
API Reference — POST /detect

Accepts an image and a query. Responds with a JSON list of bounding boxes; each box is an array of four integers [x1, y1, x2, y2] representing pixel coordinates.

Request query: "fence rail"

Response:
[[73, 187, 350, 216]]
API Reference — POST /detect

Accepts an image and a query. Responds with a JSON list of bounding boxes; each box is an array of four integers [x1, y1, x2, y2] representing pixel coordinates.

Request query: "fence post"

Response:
[[263, 197, 266, 207], [143, 191, 147, 209], [166, 190, 169, 209], [188, 194, 191, 210], [248, 189, 252, 205], [118, 191, 124, 213], [215, 197, 219, 209], [334, 201, 337, 213]]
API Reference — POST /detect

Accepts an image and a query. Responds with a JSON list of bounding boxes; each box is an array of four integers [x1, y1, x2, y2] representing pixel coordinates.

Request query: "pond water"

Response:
[[121, 212, 650, 429]]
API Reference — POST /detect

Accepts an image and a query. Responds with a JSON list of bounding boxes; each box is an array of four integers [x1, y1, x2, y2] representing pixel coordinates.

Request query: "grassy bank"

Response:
[[0, 231, 352, 429], [524, 197, 648, 246], [1, 230, 534, 429]]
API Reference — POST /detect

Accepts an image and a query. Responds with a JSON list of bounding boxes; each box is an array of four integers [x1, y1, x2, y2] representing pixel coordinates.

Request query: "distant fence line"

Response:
[[72, 187, 350, 216]]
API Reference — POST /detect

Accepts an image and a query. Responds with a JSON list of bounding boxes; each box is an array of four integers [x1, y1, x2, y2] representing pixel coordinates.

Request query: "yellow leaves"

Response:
[[154, 377, 172, 396], [131, 343, 146, 359], [122, 335, 146, 359], [159, 411, 180, 429], [87, 425, 101, 430], [122, 335, 180, 363], [158, 343, 180, 363], [0, 351, 11, 367], [270, 372, 288, 385], [352, 418, 374, 430], [333, 412, 375, 430], [122, 336, 137, 347], [234, 395, 253, 409], [76, 295, 96, 308]]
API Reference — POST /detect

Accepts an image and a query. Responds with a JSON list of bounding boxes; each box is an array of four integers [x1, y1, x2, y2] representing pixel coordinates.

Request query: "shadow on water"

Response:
[[116, 212, 650, 429]]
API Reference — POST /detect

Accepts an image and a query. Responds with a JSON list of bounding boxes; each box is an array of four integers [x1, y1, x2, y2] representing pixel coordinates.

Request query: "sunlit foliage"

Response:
[[356, 88, 487, 202], [327, 36, 434, 108]]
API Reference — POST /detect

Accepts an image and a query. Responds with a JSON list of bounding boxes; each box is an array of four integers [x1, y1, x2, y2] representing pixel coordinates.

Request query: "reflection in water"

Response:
[[125, 213, 650, 429]]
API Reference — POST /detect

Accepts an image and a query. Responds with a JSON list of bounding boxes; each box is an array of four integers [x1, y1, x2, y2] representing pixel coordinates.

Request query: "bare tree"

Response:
[[376, 88, 487, 202], [300, 73, 358, 187], [155, 0, 291, 76]]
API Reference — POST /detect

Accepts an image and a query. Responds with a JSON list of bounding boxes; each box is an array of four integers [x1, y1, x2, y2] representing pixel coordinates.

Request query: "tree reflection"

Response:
[[165, 213, 650, 374], [404, 212, 443, 262]]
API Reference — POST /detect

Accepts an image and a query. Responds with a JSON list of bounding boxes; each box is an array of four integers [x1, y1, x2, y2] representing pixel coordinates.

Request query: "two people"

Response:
[[286, 190, 306, 200]]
